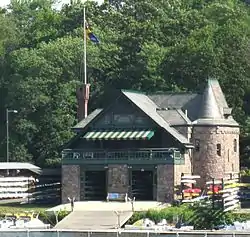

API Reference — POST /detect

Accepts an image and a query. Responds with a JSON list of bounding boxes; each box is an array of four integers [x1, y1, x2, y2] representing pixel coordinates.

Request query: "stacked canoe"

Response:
[[180, 175, 202, 203], [205, 178, 240, 212], [0, 177, 36, 199]]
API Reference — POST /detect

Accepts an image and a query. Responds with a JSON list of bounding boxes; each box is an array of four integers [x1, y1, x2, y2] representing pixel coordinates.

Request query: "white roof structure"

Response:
[[0, 162, 41, 174]]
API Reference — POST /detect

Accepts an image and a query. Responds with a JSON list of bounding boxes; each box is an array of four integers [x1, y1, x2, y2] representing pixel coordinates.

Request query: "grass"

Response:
[[0, 201, 54, 215], [0, 200, 70, 226]]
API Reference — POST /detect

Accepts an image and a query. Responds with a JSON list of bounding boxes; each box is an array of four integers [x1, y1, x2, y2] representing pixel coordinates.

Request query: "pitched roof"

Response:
[[70, 79, 238, 145], [149, 93, 202, 121], [0, 162, 41, 174], [148, 79, 238, 126], [157, 109, 191, 126], [72, 109, 103, 131], [148, 93, 197, 109], [122, 90, 192, 146], [149, 79, 229, 111]]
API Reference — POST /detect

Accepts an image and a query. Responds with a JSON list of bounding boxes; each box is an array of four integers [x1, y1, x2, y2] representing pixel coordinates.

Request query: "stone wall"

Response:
[[192, 126, 240, 186], [61, 165, 80, 204], [221, 127, 240, 174], [157, 165, 174, 202], [174, 150, 192, 186], [107, 165, 129, 193]]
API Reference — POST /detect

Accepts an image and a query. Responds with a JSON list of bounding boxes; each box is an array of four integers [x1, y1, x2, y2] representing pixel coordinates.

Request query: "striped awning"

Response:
[[83, 130, 154, 140]]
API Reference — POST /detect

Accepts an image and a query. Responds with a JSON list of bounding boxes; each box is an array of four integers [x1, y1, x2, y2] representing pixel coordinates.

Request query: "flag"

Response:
[[85, 21, 99, 44]]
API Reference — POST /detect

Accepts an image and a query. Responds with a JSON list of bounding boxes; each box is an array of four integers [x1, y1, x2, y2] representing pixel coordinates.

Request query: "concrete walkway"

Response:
[[54, 210, 133, 230], [52, 201, 168, 230], [48, 201, 168, 213]]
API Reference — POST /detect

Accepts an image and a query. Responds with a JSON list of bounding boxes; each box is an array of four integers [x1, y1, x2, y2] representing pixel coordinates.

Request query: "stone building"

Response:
[[61, 79, 239, 203]]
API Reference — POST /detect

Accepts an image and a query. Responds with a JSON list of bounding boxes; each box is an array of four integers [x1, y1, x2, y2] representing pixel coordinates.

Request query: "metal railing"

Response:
[[0, 230, 249, 237], [62, 148, 184, 165]]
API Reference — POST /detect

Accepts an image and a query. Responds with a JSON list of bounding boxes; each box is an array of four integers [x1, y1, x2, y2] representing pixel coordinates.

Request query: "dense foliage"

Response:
[[1, 0, 250, 167]]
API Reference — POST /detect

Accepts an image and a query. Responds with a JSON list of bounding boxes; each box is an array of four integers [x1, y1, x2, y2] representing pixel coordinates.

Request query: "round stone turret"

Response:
[[192, 79, 240, 186]]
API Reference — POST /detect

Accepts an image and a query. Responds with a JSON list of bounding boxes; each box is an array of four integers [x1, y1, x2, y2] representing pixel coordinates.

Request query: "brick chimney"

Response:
[[76, 84, 90, 121]]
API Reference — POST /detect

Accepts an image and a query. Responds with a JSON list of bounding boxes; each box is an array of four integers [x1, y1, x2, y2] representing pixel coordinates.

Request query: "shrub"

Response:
[[189, 202, 230, 229], [127, 205, 193, 225], [38, 209, 70, 226], [127, 203, 250, 230]]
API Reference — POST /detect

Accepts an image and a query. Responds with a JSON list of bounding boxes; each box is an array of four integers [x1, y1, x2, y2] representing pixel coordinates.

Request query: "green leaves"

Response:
[[0, 0, 250, 167], [5, 36, 84, 166]]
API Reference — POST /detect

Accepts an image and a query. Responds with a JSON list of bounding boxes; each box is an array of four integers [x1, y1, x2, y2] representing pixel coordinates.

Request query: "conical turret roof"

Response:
[[199, 82, 222, 119], [192, 80, 239, 126]]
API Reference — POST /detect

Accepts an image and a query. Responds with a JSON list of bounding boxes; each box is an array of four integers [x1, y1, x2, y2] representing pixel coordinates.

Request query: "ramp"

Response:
[[54, 210, 133, 230], [50, 201, 168, 230]]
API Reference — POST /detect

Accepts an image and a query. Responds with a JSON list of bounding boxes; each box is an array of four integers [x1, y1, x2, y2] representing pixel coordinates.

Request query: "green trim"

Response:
[[83, 130, 155, 140], [62, 148, 184, 165], [62, 159, 184, 165], [147, 131, 154, 140]]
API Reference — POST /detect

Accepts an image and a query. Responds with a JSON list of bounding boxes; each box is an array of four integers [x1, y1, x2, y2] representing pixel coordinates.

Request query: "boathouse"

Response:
[[61, 79, 240, 203]]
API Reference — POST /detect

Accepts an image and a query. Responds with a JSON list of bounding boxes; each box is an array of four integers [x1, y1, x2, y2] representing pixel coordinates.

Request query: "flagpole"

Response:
[[82, 5, 90, 119], [76, 4, 90, 121], [83, 6, 87, 85]]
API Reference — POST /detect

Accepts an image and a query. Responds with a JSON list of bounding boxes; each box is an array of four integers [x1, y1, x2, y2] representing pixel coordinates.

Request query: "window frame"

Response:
[[233, 139, 237, 153], [195, 139, 200, 152], [216, 143, 221, 156]]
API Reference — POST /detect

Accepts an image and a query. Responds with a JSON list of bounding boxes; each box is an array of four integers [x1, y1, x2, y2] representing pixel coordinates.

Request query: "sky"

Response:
[[0, 0, 104, 8]]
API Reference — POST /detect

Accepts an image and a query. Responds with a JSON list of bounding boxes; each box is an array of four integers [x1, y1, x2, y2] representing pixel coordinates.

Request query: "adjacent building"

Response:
[[61, 79, 240, 203]]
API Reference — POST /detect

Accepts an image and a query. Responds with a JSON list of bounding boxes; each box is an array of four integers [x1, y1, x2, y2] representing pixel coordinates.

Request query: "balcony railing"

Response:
[[62, 148, 184, 165]]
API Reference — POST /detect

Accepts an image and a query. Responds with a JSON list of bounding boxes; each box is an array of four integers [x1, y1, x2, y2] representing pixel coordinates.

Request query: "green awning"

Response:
[[83, 130, 154, 140]]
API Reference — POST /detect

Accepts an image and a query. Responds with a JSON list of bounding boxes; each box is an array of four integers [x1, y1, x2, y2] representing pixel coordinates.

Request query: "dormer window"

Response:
[[223, 108, 232, 119]]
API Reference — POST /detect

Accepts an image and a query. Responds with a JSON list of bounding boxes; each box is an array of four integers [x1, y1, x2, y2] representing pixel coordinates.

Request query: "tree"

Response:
[[0, 10, 19, 162], [1, 0, 250, 167], [5, 37, 82, 166], [9, 0, 64, 48]]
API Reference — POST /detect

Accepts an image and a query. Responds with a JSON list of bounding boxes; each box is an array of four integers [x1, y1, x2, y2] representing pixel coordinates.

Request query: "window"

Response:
[[234, 139, 237, 152], [216, 144, 221, 156], [195, 139, 200, 152]]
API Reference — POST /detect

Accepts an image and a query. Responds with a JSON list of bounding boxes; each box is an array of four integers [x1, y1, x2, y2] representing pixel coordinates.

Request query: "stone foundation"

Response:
[[107, 165, 129, 194], [61, 164, 178, 203], [157, 165, 174, 203], [174, 151, 192, 188], [61, 165, 80, 204]]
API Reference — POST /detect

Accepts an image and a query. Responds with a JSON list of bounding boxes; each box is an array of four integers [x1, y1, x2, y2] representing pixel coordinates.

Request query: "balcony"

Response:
[[62, 148, 184, 165]]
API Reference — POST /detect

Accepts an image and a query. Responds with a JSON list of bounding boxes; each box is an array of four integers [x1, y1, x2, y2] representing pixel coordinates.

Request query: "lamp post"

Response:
[[6, 108, 18, 176]]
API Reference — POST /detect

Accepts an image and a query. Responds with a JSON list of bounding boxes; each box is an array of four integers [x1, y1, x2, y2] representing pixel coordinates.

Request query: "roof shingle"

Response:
[[122, 90, 192, 146], [72, 109, 103, 130]]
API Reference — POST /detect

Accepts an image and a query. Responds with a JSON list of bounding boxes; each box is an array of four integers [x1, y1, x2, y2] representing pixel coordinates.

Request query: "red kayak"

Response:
[[208, 185, 222, 193], [183, 188, 201, 193]]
